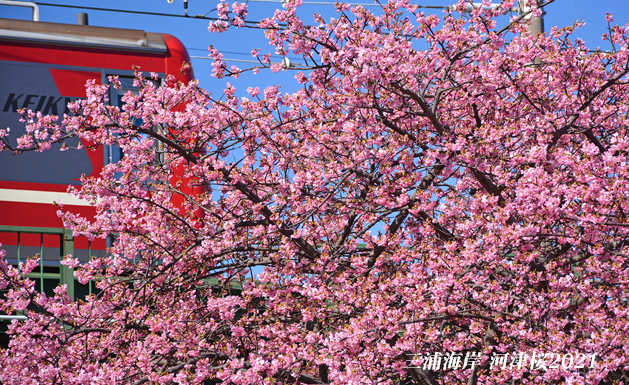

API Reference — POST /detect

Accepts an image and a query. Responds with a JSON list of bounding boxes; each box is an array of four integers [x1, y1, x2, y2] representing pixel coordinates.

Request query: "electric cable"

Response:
[[33, 1, 447, 66], [35, 2, 262, 26], [35, 2, 448, 25], [191, 56, 260, 63], [245, 0, 447, 8], [188, 48, 302, 61]]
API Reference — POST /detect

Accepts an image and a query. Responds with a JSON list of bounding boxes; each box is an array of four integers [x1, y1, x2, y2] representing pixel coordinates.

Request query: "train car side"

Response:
[[0, 17, 194, 277]]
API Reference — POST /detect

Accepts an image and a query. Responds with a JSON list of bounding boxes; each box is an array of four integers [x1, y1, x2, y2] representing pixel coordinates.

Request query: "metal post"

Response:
[[0, 1, 40, 21], [529, 0, 544, 35], [88, 240, 92, 295], [61, 229, 75, 299], [0, 315, 26, 321], [77, 12, 89, 26], [16, 231, 21, 266], [40, 233, 44, 293], [519, 0, 545, 35], [529, 13, 544, 35]]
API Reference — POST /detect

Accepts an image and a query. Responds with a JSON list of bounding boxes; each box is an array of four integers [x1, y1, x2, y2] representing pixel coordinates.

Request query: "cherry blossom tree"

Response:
[[3, 0, 629, 383]]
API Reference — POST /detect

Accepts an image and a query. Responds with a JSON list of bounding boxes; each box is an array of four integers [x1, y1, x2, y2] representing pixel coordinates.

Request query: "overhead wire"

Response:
[[245, 0, 447, 8], [188, 48, 302, 61], [35, 2, 449, 24], [34, 2, 262, 26], [34, 2, 448, 69], [33, 3, 293, 63], [246, 0, 381, 7], [191, 56, 259, 63]]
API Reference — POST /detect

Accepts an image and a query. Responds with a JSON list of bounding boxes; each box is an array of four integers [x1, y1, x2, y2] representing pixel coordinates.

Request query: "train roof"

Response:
[[0, 18, 168, 53]]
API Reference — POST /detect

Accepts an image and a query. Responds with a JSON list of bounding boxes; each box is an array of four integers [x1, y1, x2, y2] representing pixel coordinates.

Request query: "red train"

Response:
[[0, 16, 194, 277]]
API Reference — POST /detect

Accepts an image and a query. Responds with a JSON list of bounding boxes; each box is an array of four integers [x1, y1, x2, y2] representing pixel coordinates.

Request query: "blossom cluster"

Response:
[[2, 0, 629, 384]]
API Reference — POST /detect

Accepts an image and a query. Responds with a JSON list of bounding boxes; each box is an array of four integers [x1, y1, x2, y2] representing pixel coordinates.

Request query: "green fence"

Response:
[[0, 226, 247, 349], [0, 225, 107, 302], [0, 225, 77, 298], [0, 226, 108, 347]]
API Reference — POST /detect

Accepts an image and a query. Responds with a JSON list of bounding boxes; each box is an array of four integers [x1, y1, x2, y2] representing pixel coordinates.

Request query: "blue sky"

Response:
[[3, 0, 629, 98]]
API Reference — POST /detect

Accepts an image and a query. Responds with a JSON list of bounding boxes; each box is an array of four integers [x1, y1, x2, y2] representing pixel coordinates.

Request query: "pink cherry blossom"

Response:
[[2, 0, 629, 383]]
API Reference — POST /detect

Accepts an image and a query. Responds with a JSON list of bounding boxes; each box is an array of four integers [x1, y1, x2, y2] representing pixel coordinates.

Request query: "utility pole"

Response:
[[519, 0, 545, 35], [459, 2, 545, 35]]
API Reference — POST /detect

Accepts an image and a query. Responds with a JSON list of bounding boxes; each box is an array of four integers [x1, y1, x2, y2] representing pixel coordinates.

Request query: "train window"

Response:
[[111, 77, 137, 107], [105, 75, 164, 166], [105, 76, 136, 165]]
